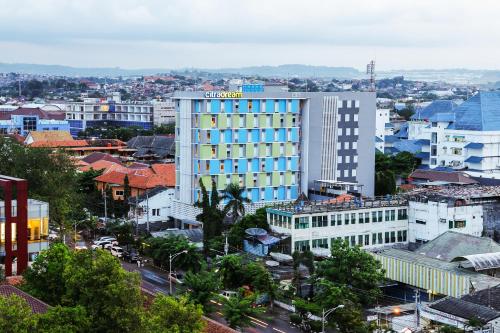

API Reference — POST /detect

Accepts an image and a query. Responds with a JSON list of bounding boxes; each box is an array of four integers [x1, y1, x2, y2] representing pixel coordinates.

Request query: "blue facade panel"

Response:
[[265, 158, 274, 172], [265, 100, 274, 113], [278, 157, 286, 171], [209, 160, 220, 175], [291, 100, 299, 113], [195, 101, 201, 113], [210, 129, 220, 144], [251, 188, 259, 202], [265, 129, 274, 143], [193, 129, 200, 144], [291, 157, 299, 171], [279, 100, 286, 113], [265, 188, 273, 201], [238, 159, 248, 173], [290, 186, 299, 199], [211, 100, 221, 114], [224, 100, 233, 114], [251, 158, 260, 172], [278, 128, 286, 142], [224, 130, 233, 143], [252, 100, 261, 113], [277, 186, 286, 200], [193, 159, 199, 173], [251, 129, 260, 143], [194, 190, 199, 203], [291, 128, 299, 142], [224, 159, 233, 173], [239, 99, 248, 113], [238, 129, 248, 143]]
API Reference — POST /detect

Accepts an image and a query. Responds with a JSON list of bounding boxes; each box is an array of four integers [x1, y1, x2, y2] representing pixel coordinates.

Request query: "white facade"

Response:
[[153, 100, 175, 126], [375, 108, 390, 140], [131, 188, 175, 226], [267, 203, 409, 255], [408, 200, 484, 244]]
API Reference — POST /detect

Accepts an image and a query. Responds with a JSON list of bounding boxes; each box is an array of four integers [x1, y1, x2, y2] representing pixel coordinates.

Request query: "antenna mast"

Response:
[[366, 60, 376, 92]]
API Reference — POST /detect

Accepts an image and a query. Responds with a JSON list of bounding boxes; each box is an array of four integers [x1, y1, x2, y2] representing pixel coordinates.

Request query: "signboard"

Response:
[[205, 91, 243, 98]]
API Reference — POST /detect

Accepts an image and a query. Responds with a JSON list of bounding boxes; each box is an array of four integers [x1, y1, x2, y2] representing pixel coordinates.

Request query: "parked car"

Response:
[[169, 272, 184, 285], [75, 241, 88, 251], [110, 246, 124, 258], [123, 250, 141, 263], [219, 290, 238, 300], [94, 237, 117, 244], [91, 240, 113, 250]]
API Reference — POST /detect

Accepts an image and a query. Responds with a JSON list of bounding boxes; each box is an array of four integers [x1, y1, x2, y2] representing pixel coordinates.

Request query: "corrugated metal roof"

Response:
[[452, 252, 500, 271], [429, 297, 500, 322], [465, 156, 483, 163], [464, 142, 484, 149], [411, 100, 457, 121], [449, 91, 500, 131]]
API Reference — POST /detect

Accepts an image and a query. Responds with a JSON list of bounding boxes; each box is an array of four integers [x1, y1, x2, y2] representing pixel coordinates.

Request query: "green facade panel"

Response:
[[258, 144, 266, 157], [272, 114, 281, 127], [231, 174, 239, 184], [245, 144, 254, 158], [272, 172, 280, 186], [259, 114, 267, 128], [245, 173, 253, 188], [285, 142, 293, 156], [200, 145, 211, 159], [232, 145, 240, 158], [200, 114, 211, 129], [217, 175, 226, 189], [285, 114, 293, 127], [217, 144, 227, 159], [272, 143, 280, 156], [200, 175, 212, 188], [218, 114, 227, 129], [285, 171, 292, 185], [246, 114, 254, 128], [258, 173, 266, 187]]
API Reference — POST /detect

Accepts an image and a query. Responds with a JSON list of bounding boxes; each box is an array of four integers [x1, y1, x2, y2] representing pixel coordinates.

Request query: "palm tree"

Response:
[[221, 183, 251, 224]]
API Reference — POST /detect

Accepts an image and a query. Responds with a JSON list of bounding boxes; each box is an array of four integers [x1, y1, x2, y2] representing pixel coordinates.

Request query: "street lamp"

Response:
[[169, 250, 188, 295], [322, 304, 345, 333]]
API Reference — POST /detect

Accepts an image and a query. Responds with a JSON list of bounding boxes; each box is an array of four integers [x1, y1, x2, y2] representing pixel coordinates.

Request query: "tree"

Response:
[[22, 243, 72, 305], [221, 183, 251, 224], [35, 306, 91, 333], [145, 235, 202, 272], [0, 294, 35, 333], [183, 270, 220, 312], [0, 138, 81, 238], [217, 254, 247, 290], [76, 169, 104, 216], [195, 179, 224, 256], [227, 208, 269, 249], [221, 291, 265, 329], [375, 169, 396, 196], [143, 295, 205, 333], [62, 249, 144, 333], [106, 219, 135, 246], [316, 239, 385, 306]]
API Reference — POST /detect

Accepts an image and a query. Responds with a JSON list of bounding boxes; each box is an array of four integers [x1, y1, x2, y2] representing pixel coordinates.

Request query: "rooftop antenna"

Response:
[[366, 60, 376, 92]]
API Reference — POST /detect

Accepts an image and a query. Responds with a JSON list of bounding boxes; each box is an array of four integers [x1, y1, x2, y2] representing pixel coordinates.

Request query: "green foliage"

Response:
[[143, 295, 205, 333], [183, 270, 220, 312], [76, 169, 104, 217], [375, 151, 419, 195], [195, 179, 224, 256], [438, 325, 463, 333], [106, 220, 135, 246], [78, 124, 174, 141], [221, 291, 265, 329], [0, 138, 81, 234], [227, 208, 269, 249], [23, 243, 72, 305], [221, 182, 251, 223], [145, 235, 202, 272], [35, 306, 91, 333], [316, 239, 385, 306], [0, 294, 35, 333], [396, 104, 415, 120]]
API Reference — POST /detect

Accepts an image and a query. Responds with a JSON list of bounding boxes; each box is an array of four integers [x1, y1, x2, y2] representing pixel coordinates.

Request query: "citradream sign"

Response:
[[204, 91, 243, 98]]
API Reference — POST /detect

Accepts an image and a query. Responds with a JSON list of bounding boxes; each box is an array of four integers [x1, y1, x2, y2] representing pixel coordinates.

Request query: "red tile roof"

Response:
[[94, 163, 175, 189], [0, 284, 50, 314], [409, 169, 479, 185], [29, 139, 89, 148], [0, 107, 65, 120], [81, 152, 123, 165]]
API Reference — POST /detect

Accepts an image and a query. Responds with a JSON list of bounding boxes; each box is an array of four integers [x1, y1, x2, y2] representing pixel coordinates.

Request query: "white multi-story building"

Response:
[[266, 197, 409, 255], [128, 187, 175, 231], [411, 93, 500, 180], [375, 109, 390, 152], [406, 185, 500, 245], [153, 99, 175, 126]]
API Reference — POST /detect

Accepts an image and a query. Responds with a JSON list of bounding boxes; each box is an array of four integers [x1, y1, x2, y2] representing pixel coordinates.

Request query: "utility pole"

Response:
[[135, 195, 139, 236], [146, 191, 150, 233], [103, 189, 108, 225]]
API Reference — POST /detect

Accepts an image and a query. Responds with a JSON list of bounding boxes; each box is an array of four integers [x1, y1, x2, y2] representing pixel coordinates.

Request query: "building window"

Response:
[[358, 235, 363, 246], [115, 190, 124, 196], [294, 217, 309, 229], [416, 220, 426, 225], [336, 214, 342, 226], [312, 215, 328, 228], [397, 209, 407, 220], [350, 235, 356, 247], [23, 117, 37, 132], [365, 212, 370, 223], [454, 220, 466, 229], [390, 210, 396, 221], [385, 232, 390, 244], [152, 208, 160, 216], [294, 240, 310, 252], [385, 210, 390, 221], [372, 211, 377, 223], [390, 231, 396, 243], [312, 238, 328, 249], [358, 213, 364, 224], [344, 213, 350, 225]]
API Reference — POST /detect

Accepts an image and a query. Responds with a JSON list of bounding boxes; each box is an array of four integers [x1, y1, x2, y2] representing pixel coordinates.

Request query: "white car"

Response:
[[110, 246, 124, 258], [219, 290, 238, 300], [91, 240, 113, 250], [94, 237, 117, 244]]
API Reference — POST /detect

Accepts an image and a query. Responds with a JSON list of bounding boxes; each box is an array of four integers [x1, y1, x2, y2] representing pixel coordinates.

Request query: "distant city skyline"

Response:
[[2, 0, 500, 70]]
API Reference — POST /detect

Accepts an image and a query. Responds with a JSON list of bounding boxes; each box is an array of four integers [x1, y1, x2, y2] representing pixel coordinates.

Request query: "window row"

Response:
[[293, 229, 408, 252], [293, 209, 408, 229]]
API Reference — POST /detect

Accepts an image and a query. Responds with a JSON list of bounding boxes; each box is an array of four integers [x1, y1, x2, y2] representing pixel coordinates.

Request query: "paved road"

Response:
[[121, 261, 301, 333]]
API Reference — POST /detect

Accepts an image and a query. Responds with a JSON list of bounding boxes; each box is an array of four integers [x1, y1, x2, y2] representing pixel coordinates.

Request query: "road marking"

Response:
[[251, 320, 267, 328], [247, 316, 268, 326], [272, 328, 287, 333]]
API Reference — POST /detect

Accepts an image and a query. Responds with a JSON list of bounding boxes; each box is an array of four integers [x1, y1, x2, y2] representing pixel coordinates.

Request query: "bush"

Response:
[[308, 320, 323, 332], [289, 313, 302, 325]]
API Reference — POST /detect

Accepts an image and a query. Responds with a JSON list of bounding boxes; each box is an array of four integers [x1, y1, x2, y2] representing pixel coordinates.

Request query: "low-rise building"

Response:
[[128, 186, 175, 231], [266, 196, 409, 255], [0, 107, 69, 136]]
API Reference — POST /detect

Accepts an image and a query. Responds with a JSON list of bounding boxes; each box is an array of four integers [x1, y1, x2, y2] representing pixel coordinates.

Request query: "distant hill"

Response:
[[2, 62, 500, 84]]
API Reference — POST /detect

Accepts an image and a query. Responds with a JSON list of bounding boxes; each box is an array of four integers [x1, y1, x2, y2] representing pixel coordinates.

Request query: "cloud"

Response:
[[0, 0, 499, 69]]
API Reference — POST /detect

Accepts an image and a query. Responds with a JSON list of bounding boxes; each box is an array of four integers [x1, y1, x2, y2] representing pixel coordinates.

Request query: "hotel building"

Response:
[[172, 89, 376, 214]]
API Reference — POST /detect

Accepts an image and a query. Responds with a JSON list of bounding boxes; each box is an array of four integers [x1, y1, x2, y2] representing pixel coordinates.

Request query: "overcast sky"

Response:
[[1, 0, 499, 70]]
